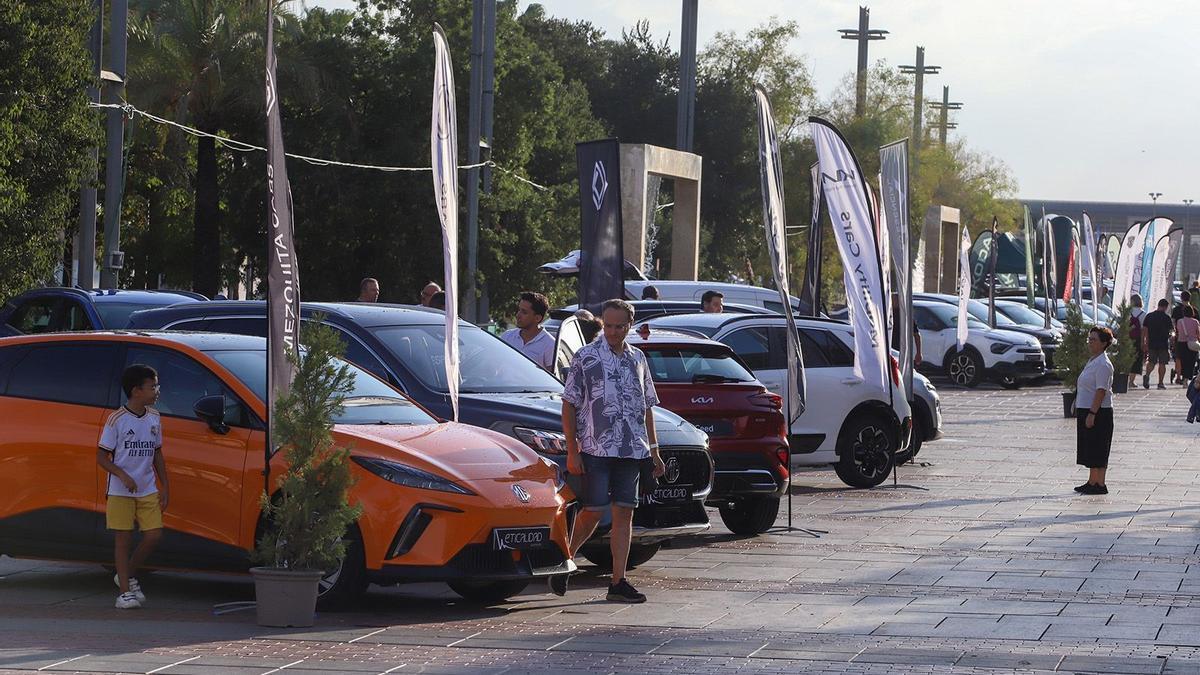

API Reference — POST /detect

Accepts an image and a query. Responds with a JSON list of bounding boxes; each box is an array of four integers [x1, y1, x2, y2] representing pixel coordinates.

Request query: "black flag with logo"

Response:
[[576, 139, 624, 311], [265, 4, 299, 490]]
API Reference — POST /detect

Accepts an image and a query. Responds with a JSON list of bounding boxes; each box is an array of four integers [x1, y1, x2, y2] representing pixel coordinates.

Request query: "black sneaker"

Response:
[[1081, 483, 1109, 495], [606, 578, 646, 603], [1073, 483, 1091, 493], [548, 573, 568, 597], [1158, 383, 1167, 390]]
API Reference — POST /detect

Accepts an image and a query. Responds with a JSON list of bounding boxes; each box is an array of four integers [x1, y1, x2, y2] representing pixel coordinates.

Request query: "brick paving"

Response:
[[2, 381, 1200, 673]]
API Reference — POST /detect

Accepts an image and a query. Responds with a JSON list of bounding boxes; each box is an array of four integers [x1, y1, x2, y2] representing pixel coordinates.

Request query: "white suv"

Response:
[[639, 313, 921, 488], [913, 300, 1045, 388]]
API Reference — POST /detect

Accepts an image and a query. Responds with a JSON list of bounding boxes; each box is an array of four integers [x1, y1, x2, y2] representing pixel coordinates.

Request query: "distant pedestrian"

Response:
[[501, 291, 555, 370], [1171, 291, 1194, 383], [419, 281, 442, 307], [1142, 299, 1174, 389], [557, 299, 664, 602], [1186, 375, 1200, 423], [641, 285, 660, 300], [429, 291, 446, 311], [1075, 326, 1115, 496], [98, 365, 170, 609], [701, 290, 724, 313], [1175, 304, 1200, 384], [1128, 294, 1145, 389], [357, 277, 380, 302]]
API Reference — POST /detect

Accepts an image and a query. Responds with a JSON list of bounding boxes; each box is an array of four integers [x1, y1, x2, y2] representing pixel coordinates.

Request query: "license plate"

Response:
[[492, 526, 550, 551], [642, 486, 691, 504], [690, 420, 733, 437], [1024, 354, 1041, 361]]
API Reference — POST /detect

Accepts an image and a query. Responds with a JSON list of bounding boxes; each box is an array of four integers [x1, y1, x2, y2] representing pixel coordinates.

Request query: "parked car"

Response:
[[0, 331, 573, 604], [994, 299, 1066, 331], [634, 313, 916, 489], [914, 293, 1061, 371], [623, 280, 810, 315], [913, 300, 1045, 388], [544, 300, 774, 335], [0, 287, 205, 335], [623, 329, 788, 535], [127, 301, 713, 569]]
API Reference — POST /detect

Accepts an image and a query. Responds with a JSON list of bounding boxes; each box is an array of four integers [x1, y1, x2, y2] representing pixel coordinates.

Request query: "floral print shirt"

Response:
[[563, 337, 659, 459]]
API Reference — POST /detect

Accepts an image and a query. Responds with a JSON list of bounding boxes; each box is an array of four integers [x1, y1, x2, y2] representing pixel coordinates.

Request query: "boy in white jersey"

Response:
[[97, 364, 170, 609]]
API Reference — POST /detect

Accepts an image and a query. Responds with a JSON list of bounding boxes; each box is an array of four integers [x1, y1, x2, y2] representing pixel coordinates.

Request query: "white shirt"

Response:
[[501, 328, 556, 370], [98, 407, 163, 497], [1076, 353, 1114, 410]]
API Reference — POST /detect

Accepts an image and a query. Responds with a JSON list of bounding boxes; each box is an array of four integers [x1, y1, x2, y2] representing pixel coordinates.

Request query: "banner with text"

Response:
[[957, 225, 971, 351], [432, 25, 461, 421], [880, 139, 913, 398]]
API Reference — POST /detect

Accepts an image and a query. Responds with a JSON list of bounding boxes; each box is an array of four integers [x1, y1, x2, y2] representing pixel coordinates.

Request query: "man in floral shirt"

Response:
[[554, 299, 665, 603]]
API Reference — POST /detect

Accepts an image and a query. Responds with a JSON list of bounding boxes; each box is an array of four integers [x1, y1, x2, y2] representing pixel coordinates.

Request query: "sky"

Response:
[[310, 0, 1200, 205]]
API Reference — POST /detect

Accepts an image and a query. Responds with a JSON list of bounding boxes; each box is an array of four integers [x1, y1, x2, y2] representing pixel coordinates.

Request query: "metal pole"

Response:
[[855, 7, 868, 117], [465, 0, 483, 322], [99, 0, 128, 289], [478, 0, 495, 323], [899, 48, 938, 189], [76, 0, 103, 289], [675, 0, 697, 152], [938, 86, 949, 145]]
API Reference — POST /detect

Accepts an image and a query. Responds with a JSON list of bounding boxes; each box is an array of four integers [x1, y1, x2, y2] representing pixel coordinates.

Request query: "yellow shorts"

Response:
[[106, 494, 163, 531]]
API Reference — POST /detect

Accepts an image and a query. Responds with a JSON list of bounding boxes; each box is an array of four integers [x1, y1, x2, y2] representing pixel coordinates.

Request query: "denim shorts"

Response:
[[578, 454, 641, 511]]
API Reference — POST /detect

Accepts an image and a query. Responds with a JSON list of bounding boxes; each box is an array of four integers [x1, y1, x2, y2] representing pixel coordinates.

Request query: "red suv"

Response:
[[630, 328, 788, 535]]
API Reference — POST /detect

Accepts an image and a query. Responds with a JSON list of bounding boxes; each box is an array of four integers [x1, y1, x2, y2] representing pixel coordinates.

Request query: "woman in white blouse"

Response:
[[1075, 326, 1115, 495]]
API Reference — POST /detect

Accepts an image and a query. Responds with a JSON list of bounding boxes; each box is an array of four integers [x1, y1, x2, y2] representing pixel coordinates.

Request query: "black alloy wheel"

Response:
[[834, 414, 895, 488]]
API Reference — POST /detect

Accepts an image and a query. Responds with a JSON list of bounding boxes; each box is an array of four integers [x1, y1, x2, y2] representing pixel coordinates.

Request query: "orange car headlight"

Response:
[[352, 456, 475, 495]]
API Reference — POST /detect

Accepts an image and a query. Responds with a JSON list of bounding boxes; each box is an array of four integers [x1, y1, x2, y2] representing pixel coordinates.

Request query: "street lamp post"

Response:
[[1149, 191, 1162, 219]]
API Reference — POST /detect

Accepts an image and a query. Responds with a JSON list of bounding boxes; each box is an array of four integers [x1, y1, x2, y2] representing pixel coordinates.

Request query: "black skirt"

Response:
[[1076, 407, 1114, 468]]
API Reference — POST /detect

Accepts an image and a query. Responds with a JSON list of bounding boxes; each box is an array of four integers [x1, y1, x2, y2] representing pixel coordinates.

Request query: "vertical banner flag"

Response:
[[1147, 231, 1178, 310], [800, 161, 822, 316], [1039, 210, 1051, 327], [987, 217, 999, 328], [1044, 210, 1059, 318], [1139, 219, 1161, 301], [957, 225, 971, 351], [1112, 222, 1142, 309], [1081, 212, 1099, 322], [1071, 228, 1083, 307], [880, 139, 913, 399], [1127, 220, 1155, 304], [754, 85, 805, 422], [431, 25, 460, 421], [1061, 227, 1076, 303], [265, 4, 300, 490], [576, 140, 624, 310], [1022, 205, 1036, 308], [1161, 229, 1184, 305], [810, 117, 891, 394], [1106, 233, 1121, 295]]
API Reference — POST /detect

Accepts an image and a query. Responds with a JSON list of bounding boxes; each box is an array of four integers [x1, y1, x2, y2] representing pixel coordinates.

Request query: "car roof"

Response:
[[12, 287, 206, 304], [640, 312, 850, 331], [628, 328, 730, 347], [553, 300, 771, 318], [128, 300, 458, 328], [0, 330, 265, 351]]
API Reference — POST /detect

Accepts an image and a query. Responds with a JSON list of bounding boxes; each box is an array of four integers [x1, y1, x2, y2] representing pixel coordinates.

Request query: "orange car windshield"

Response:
[[206, 349, 436, 426]]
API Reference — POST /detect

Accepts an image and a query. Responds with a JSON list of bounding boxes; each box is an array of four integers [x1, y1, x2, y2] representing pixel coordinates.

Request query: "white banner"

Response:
[[1148, 234, 1173, 310], [957, 225, 971, 351], [431, 25, 460, 421], [754, 86, 804, 421], [1161, 229, 1185, 305], [1127, 220, 1156, 305], [880, 140, 912, 399], [1112, 221, 1142, 309], [1080, 212, 1099, 322], [810, 117, 890, 392]]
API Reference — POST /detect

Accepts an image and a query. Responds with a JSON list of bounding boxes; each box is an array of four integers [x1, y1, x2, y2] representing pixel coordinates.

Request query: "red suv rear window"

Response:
[[641, 346, 755, 384]]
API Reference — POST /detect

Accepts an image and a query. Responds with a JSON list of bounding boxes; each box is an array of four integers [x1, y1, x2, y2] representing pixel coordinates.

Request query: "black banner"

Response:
[[576, 139, 624, 311], [800, 161, 822, 316]]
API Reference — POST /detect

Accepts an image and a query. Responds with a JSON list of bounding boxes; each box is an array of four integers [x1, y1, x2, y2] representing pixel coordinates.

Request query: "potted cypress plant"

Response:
[[1056, 303, 1089, 417], [251, 321, 361, 628], [1109, 302, 1136, 394]]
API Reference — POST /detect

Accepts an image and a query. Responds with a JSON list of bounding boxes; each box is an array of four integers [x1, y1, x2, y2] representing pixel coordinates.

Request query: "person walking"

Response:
[[357, 277, 380, 302], [1074, 326, 1115, 495], [557, 299, 665, 602], [501, 292, 555, 370], [1171, 291, 1194, 382], [1142, 299, 1174, 389], [1128, 294, 1145, 389], [1175, 304, 1200, 384]]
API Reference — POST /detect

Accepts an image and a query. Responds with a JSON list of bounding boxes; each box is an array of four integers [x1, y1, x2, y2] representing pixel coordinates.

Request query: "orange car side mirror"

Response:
[[193, 395, 230, 435]]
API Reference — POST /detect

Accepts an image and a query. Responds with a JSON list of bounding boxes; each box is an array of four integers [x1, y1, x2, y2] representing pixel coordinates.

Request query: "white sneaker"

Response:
[[114, 574, 146, 603], [115, 592, 141, 609]]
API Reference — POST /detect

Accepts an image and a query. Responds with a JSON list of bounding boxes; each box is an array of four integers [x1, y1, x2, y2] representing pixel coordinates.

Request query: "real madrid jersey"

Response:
[[98, 407, 163, 498]]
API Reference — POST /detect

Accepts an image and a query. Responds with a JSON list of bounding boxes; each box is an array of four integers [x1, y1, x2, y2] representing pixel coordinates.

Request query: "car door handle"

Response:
[[841, 377, 862, 385]]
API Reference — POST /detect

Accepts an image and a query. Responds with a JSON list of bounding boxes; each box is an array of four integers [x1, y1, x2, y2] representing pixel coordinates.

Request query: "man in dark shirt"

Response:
[[1171, 291, 1194, 383], [1143, 299, 1175, 389]]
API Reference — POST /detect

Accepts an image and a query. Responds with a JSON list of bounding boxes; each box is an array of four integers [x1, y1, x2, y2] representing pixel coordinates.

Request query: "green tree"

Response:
[[0, 0, 100, 302]]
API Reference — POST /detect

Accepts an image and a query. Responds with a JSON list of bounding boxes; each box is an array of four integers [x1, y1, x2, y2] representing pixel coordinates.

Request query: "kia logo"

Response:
[[591, 161, 608, 211], [691, 396, 714, 404], [664, 457, 681, 484], [511, 484, 531, 503]]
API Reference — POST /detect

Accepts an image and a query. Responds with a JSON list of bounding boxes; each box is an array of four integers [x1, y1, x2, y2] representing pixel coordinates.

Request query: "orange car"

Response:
[[0, 331, 573, 603]]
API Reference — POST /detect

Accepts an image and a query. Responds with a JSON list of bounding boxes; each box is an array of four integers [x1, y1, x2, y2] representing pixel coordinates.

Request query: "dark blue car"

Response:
[[127, 301, 714, 568], [0, 287, 206, 336]]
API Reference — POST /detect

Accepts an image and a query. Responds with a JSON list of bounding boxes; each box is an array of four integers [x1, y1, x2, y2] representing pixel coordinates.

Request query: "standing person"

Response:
[[419, 281, 442, 307], [557, 299, 665, 602], [1171, 291, 1194, 383], [96, 365, 170, 609], [357, 277, 380, 302], [1074, 326, 1115, 495], [501, 292, 555, 370], [1143, 299, 1175, 389], [701, 290, 724, 313], [1128, 294, 1145, 389], [1175, 305, 1200, 384]]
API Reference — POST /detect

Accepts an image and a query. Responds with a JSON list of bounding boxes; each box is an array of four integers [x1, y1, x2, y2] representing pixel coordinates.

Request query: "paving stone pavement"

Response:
[[2, 382, 1200, 674]]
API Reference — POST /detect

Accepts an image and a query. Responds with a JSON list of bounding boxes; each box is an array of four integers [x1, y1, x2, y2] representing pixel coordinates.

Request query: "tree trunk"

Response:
[[193, 133, 221, 297]]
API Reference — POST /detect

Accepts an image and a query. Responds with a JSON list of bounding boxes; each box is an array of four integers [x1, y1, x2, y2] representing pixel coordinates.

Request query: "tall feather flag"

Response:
[[880, 140, 913, 399], [956, 225, 971, 351], [265, 2, 300, 492], [431, 25, 460, 421], [1112, 221, 1142, 309], [1022, 205, 1036, 309], [1080, 212, 1099, 322]]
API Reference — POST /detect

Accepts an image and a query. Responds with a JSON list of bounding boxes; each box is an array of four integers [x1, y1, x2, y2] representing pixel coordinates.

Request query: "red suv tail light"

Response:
[[889, 354, 901, 387], [748, 391, 783, 411]]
